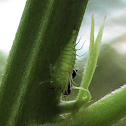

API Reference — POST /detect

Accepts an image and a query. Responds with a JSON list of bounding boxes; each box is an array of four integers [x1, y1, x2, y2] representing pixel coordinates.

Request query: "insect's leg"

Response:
[[71, 79, 79, 86], [73, 68, 81, 76], [75, 71, 81, 76], [76, 57, 87, 63], [61, 85, 68, 95], [75, 51, 88, 62], [75, 35, 82, 46], [75, 39, 86, 50], [74, 62, 81, 76], [76, 52, 87, 57], [75, 39, 88, 59]]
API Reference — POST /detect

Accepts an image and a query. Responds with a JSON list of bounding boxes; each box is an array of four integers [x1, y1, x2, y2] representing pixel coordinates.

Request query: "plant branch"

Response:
[[0, 0, 89, 125], [52, 84, 126, 126], [77, 15, 105, 101]]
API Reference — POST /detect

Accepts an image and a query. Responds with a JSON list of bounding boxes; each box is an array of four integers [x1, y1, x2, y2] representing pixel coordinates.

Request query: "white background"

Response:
[[0, 0, 126, 54]]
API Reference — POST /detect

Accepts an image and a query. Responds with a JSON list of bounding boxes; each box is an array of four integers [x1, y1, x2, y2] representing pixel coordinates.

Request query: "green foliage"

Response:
[[0, 0, 126, 126]]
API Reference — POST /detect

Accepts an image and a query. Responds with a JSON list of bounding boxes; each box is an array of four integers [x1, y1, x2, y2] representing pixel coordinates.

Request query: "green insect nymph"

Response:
[[54, 15, 105, 114], [52, 31, 77, 91]]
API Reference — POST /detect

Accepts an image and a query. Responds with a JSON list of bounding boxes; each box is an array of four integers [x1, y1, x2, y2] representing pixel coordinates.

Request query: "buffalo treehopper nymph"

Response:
[[52, 14, 105, 113]]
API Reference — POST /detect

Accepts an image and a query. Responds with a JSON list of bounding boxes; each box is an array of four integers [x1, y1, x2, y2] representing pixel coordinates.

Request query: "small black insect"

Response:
[[62, 69, 78, 95]]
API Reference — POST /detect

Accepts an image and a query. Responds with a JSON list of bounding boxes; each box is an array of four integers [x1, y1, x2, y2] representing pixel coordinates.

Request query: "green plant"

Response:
[[0, 0, 126, 126], [56, 14, 105, 114]]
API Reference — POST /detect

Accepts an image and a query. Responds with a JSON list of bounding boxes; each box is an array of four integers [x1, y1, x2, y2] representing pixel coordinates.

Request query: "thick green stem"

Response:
[[0, 0, 89, 125], [52, 85, 126, 126]]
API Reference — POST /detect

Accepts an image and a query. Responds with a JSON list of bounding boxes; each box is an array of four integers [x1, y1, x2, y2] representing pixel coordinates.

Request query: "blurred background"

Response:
[[0, 0, 126, 125]]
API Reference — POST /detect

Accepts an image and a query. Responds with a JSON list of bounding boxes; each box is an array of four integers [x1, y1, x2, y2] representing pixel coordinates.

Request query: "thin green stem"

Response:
[[77, 15, 105, 101], [57, 87, 91, 113]]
